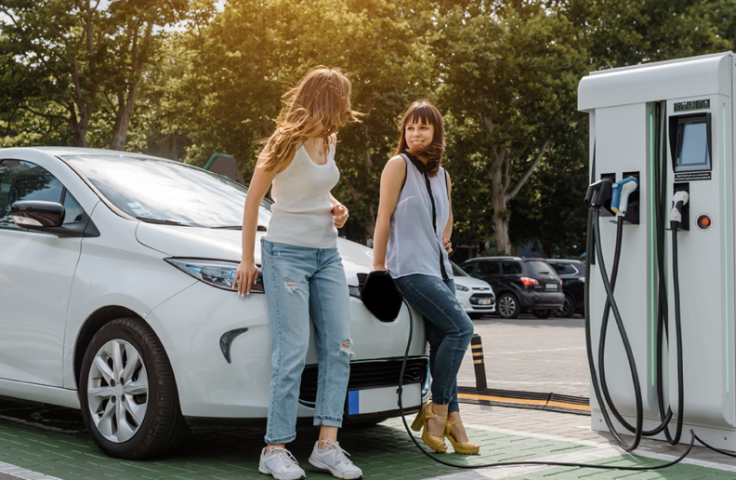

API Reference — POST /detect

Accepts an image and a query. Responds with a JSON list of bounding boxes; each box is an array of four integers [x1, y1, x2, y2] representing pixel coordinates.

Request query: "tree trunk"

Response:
[[109, 79, 142, 151], [489, 146, 511, 253]]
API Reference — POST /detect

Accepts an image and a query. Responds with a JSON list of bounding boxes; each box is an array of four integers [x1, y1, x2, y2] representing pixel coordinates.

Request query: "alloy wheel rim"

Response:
[[87, 339, 148, 443], [499, 296, 515, 316]]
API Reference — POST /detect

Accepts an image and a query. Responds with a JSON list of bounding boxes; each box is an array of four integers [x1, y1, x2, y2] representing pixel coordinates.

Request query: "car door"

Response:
[[477, 260, 503, 292], [0, 159, 84, 386], [499, 260, 523, 292]]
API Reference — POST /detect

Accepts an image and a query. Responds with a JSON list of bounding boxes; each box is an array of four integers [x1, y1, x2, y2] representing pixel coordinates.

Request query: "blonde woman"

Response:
[[372, 101, 479, 455], [235, 67, 363, 480]]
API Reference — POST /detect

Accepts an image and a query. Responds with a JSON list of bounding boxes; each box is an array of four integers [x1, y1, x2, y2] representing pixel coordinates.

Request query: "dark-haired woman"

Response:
[[372, 100, 479, 455]]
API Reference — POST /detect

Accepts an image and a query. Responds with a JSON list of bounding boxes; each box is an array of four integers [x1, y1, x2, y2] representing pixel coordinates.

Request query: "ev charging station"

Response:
[[578, 52, 736, 451]]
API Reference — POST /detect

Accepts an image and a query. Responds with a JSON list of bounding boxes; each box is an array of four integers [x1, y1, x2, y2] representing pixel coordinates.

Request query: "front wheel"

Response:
[[497, 293, 520, 319], [79, 318, 187, 459]]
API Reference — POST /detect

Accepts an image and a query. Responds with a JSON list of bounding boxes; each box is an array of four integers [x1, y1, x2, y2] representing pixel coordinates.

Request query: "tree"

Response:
[[435, 0, 588, 253], [167, 0, 436, 240], [0, 0, 190, 149]]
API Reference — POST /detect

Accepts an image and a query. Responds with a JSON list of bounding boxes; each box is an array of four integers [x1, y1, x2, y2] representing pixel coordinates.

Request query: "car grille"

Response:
[[299, 358, 428, 406]]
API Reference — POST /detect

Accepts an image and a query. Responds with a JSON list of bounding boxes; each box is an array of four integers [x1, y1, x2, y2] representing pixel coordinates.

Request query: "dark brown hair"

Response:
[[394, 100, 445, 177]]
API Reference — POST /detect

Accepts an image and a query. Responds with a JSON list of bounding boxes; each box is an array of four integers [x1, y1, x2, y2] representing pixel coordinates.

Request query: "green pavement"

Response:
[[507, 455, 736, 479], [2, 415, 735, 479], [0, 416, 589, 480]]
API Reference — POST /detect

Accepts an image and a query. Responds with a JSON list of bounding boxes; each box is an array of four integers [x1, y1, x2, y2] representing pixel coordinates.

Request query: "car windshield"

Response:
[[525, 260, 555, 276], [451, 261, 468, 277], [63, 154, 271, 228]]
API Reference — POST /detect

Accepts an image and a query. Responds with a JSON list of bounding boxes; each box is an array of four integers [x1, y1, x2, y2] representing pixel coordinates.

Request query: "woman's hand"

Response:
[[235, 261, 260, 295], [332, 203, 349, 228], [371, 264, 389, 273], [443, 237, 453, 254]]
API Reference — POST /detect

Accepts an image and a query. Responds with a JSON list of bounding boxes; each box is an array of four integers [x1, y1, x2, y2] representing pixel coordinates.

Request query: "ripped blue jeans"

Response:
[[261, 239, 352, 444], [395, 275, 474, 413]]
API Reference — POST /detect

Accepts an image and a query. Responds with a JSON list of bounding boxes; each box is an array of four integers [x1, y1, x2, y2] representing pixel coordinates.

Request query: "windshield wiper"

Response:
[[136, 217, 190, 226], [211, 225, 267, 231]]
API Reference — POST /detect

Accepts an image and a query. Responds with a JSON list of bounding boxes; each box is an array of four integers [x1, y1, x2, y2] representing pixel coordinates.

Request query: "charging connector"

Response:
[[585, 178, 613, 209], [612, 177, 639, 216], [670, 190, 690, 229]]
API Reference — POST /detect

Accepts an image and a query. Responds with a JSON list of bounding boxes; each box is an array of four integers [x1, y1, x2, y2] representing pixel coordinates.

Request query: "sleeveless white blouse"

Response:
[[265, 143, 339, 249], [386, 154, 453, 280]]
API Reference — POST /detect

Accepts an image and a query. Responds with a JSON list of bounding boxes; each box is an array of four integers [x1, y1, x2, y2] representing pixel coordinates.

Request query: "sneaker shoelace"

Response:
[[270, 447, 299, 467], [319, 440, 353, 465]]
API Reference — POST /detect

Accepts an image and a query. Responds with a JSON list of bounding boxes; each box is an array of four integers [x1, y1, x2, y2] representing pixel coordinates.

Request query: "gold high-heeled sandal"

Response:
[[410, 402, 448, 453], [444, 419, 480, 455]]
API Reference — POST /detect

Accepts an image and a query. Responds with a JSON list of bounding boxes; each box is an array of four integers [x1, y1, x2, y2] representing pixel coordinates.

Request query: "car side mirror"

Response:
[[11, 200, 65, 230]]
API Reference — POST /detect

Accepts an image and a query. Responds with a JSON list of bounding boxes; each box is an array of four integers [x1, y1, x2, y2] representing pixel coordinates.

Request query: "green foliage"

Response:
[[1, 0, 735, 257]]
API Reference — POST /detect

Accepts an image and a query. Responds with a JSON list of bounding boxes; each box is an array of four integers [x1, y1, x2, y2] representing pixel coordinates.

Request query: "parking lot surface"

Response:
[[3, 315, 736, 479]]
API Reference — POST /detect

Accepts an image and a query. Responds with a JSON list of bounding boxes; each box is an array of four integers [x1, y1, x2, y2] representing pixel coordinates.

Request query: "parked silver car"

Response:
[[0, 147, 428, 459], [451, 261, 495, 319]]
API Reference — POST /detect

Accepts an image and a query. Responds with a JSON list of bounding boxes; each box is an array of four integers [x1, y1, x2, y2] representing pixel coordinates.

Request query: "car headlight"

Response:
[[165, 258, 264, 293], [455, 284, 469, 292]]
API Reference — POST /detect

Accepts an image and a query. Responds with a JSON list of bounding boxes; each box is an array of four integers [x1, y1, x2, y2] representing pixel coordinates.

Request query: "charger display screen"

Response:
[[675, 116, 711, 172]]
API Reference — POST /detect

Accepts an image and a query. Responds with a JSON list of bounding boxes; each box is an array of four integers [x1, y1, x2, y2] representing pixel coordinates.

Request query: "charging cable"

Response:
[[396, 296, 696, 471]]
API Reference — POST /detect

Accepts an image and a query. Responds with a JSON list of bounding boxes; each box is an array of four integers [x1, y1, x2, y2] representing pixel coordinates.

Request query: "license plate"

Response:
[[546, 283, 557, 290], [476, 298, 492, 305], [347, 383, 421, 415]]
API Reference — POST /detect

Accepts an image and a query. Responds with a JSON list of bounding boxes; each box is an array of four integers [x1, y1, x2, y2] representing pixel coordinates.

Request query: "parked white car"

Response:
[[451, 262, 495, 319], [0, 147, 428, 459]]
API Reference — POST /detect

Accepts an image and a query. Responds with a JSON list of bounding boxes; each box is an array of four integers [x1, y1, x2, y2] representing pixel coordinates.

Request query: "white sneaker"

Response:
[[308, 440, 363, 480], [259, 447, 306, 480]]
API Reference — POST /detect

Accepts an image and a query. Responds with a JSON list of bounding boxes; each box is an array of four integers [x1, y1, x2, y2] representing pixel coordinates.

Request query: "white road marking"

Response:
[[0, 461, 61, 480]]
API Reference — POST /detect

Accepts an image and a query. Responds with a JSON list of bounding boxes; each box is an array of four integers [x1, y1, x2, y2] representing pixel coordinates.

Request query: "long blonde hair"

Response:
[[261, 67, 361, 172]]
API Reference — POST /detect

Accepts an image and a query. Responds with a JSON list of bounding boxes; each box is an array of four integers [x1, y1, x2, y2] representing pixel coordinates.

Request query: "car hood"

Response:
[[135, 223, 374, 286], [453, 275, 494, 292]]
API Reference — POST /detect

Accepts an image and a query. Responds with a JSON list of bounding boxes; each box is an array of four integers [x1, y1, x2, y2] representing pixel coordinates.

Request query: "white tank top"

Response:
[[386, 154, 453, 280], [264, 143, 339, 249]]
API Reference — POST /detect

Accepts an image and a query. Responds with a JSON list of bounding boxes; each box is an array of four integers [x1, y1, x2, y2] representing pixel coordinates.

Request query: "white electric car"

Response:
[[451, 262, 495, 319], [0, 147, 428, 459]]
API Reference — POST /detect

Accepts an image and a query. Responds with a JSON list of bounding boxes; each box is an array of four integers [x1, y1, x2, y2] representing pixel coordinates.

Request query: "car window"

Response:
[[0, 160, 65, 228], [460, 263, 476, 274], [525, 261, 553, 275], [500, 261, 522, 275], [551, 263, 578, 275], [62, 192, 84, 225], [478, 261, 501, 275], [64, 154, 272, 228], [451, 261, 468, 277]]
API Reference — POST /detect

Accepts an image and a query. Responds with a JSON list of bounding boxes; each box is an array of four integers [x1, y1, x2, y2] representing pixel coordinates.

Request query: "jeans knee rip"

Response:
[[338, 338, 356, 361], [284, 278, 298, 294]]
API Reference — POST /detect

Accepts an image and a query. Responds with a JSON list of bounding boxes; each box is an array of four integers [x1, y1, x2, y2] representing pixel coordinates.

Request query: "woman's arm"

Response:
[[372, 156, 406, 271], [235, 145, 281, 294], [443, 171, 453, 254], [330, 194, 349, 229]]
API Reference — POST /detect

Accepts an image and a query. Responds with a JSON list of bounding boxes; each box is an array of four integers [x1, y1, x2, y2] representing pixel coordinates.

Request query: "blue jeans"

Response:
[[395, 275, 474, 413], [261, 240, 352, 444]]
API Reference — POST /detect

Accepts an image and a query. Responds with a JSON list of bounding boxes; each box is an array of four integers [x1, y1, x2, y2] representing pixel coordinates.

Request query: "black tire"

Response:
[[554, 294, 576, 318], [533, 309, 552, 319], [468, 312, 485, 320], [79, 318, 187, 459], [497, 293, 520, 319]]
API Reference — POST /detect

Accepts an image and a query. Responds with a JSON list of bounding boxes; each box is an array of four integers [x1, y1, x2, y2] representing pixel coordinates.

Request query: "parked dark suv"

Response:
[[545, 259, 585, 318], [460, 257, 564, 319]]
